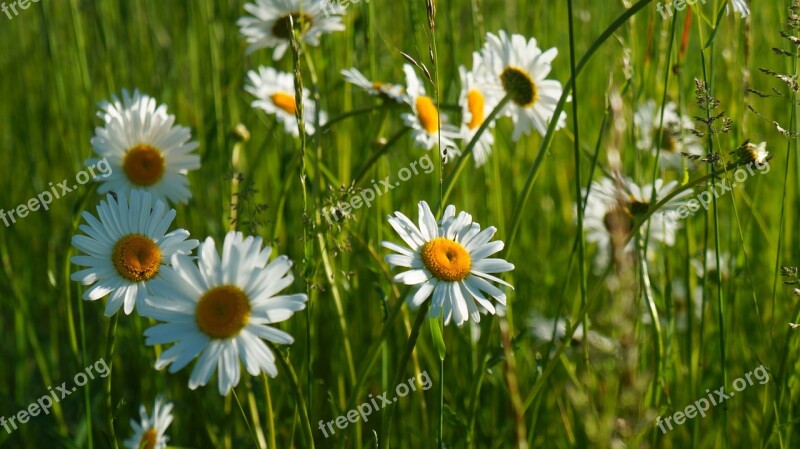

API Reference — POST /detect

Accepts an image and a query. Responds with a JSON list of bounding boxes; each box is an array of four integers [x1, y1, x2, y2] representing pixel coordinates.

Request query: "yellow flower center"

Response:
[[270, 92, 297, 115], [111, 234, 161, 282], [272, 13, 312, 40], [416, 96, 440, 134], [500, 66, 538, 107], [466, 89, 485, 130], [372, 82, 385, 90], [123, 144, 165, 187], [196, 285, 251, 339], [421, 238, 472, 282], [139, 428, 158, 449]]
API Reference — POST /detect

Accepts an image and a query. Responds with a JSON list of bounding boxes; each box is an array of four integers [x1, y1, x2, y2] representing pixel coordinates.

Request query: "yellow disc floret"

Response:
[[112, 234, 161, 282], [123, 144, 166, 187], [196, 285, 252, 339], [421, 237, 472, 282], [416, 96, 441, 134]]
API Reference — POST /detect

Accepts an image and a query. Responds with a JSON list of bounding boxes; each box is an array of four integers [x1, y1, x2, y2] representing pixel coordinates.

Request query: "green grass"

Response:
[[1, 0, 799, 447]]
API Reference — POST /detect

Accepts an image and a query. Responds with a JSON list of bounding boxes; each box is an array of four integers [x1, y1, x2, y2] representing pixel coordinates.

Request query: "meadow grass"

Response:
[[0, 0, 798, 447]]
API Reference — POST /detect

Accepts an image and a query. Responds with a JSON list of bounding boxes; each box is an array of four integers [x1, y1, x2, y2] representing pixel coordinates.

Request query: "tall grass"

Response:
[[0, 0, 797, 448]]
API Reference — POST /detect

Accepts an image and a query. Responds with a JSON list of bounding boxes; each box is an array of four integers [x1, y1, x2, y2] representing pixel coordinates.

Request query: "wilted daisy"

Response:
[[237, 0, 345, 59], [527, 312, 618, 356], [477, 30, 567, 141], [728, 0, 750, 18], [634, 100, 703, 169], [88, 89, 201, 205], [381, 201, 515, 326], [401, 65, 462, 162], [245, 66, 327, 136], [735, 141, 771, 165], [582, 177, 691, 271], [70, 190, 198, 316], [341, 67, 406, 103], [142, 231, 307, 395], [123, 397, 174, 449], [459, 52, 500, 167]]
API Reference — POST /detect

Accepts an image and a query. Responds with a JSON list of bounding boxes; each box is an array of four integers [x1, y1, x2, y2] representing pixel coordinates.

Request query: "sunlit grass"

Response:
[[1, 0, 799, 448]]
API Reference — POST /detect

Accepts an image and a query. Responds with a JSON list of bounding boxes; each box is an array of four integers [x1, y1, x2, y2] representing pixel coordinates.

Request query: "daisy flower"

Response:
[[582, 177, 691, 272], [70, 190, 198, 316], [237, 0, 345, 59], [381, 201, 515, 326], [245, 66, 328, 137], [123, 397, 174, 449], [634, 100, 703, 169], [727, 0, 750, 18], [341, 67, 406, 103], [477, 30, 567, 141], [142, 231, 307, 395], [458, 52, 501, 167], [401, 64, 462, 163], [88, 89, 201, 205]]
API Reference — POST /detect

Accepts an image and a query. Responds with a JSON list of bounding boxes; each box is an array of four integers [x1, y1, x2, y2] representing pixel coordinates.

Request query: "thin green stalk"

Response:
[[380, 299, 432, 448], [436, 95, 510, 213], [267, 342, 315, 449], [699, 44, 728, 449], [352, 127, 411, 186], [319, 103, 404, 135], [263, 374, 277, 449], [289, 21, 314, 422], [105, 313, 119, 449], [637, 236, 665, 404], [566, 0, 588, 367], [246, 382, 268, 448], [316, 233, 357, 386]]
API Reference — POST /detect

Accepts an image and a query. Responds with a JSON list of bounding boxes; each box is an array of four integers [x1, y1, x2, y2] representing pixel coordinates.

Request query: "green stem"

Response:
[[436, 95, 510, 213], [352, 127, 410, 186], [268, 342, 315, 449], [263, 374, 277, 449], [105, 313, 119, 449], [380, 298, 433, 448]]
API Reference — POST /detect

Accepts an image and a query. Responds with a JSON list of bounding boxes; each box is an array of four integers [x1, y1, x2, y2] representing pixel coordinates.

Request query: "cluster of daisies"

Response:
[[67, 2, 529, 447], [236, 0, 568, 167], [342, 30, 568, 166], [72, 86, 309, 447], [581, 97, 770, 274]]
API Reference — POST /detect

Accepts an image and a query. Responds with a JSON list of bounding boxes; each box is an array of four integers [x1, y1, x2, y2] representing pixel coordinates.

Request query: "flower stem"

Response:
[[380, 298, 432, 448], [105, 313, 119, 449], [436, 95, 510, 214], [268, 342, 315, 449]]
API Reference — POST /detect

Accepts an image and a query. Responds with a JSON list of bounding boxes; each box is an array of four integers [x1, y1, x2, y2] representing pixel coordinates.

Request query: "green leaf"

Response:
[[429, 316, 446, 360]]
